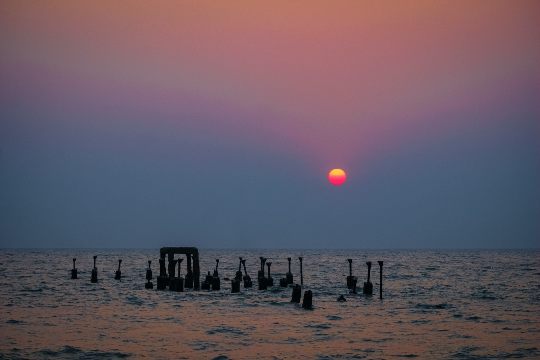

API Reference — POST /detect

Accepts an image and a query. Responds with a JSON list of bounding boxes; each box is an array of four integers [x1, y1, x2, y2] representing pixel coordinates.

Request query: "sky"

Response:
[[1, 1, 539, 248]]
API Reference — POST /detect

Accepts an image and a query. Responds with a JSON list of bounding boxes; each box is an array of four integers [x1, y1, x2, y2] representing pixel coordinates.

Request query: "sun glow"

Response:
[[328, 168, 347, 186]]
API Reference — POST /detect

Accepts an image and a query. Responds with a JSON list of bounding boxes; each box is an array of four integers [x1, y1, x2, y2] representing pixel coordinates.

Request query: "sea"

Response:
[[1, 249, 539, 359]]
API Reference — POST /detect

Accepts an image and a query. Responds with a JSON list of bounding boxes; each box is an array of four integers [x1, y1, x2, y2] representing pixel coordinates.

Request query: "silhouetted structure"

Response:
[[157, 256, 167, 290], [266, 261, 274, 286], [378, 260, 383, 299], [363, 261, 373, 295], [159, 247, 200, 290], [170, 259, 184, 292], [291, 284, 301, 303], [202, 271, 212, 290], [231, 278, 240, 293], [280, 257, 294, 287], [115, 259, 122, 280], [145, 260, 153, 289], [211, 259, 220, 290], [90, 255, 98, 283], [347, 259, 357, 290], [337, 295, 347, 302], [286, 257, 293, 285], [185, 253, 194, 289], [258, 257, 268, 290], [302, 290, 313, 309], [235, 257, 243, 282], [241, 259, 252, 288], [71, 258, 77, 279], [299, 257, 303, 286]]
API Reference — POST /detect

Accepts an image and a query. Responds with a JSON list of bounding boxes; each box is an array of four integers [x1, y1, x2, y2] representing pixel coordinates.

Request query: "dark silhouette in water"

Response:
[[235, 257, 243, 282], [378, 260, 383, 299], [91, 255, 98, 283], [266, 261, 274, 287], [145, 260, 153, 289], [363, 261, 373, 295], [202, 271, 212, 290], [241, 259, 252, 288], [185, 253, 194, 289], [157, 255, 167, 290], [337, 294, 347, 302], [231, 257, 242, 293], [159, 247, 201, 290], [280, 257, 294, 287], [302, 290, 313, 309], [286, 257, 294, 285], [258, 257, 268, 290], [211, 259, 220, 291], [114, 259, 122, 280], [347, 259, 358, 293], [71, 258, 77, 279], [170, 259, 184, 292], [291, 284, 301, 303]]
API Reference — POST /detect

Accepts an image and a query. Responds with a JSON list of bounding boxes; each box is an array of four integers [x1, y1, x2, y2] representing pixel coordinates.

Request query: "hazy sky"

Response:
[[1, 1, 539, 248]]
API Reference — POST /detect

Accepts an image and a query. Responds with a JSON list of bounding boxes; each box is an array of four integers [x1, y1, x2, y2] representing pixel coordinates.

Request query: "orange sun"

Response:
[[328, 168, 347, 186]]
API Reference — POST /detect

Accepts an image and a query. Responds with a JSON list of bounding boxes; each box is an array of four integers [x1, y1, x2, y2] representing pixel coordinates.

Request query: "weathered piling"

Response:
[[231, 278, 240, 293], [167, 254, 176, 281], [280, 257, 293, 287], [71, 258, 77, 279], [211, 259, 220, 291], [169, 260, 179, 291], [258, 257, 268, 290], [185, 253, 194, 289], [241, 259, 252, 288], [174, 259, 184, 292], [202, 271, 212, 290], [91, 256, 98, 283], [235, 257, 243, 282], [346, 259, 354, 289], [378, 260, 383, 300], [299, 257, 303, 287], [157, 256, 167, 290], [363, 261, 373, 295], [266, 262, 274, 286], [286, 257, 293, 284], [145, 260, 153, 289], [291, 284, 301, 303], [114, 259, 122, 280], [302, 290, 313, 309]]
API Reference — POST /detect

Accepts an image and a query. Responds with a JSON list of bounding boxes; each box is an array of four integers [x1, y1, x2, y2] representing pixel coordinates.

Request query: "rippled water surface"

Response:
[[1, 249, 539, 359]]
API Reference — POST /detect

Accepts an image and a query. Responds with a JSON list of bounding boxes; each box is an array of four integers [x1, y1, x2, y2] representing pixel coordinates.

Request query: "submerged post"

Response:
[[299, 257, 303, 287], [363, 261, 373, 295], [241, 259, 252, 288], [157, 255, 167, 290], [185, 253, 193, 289], [286, 257, 293, 284], [302, 290, 313, 309], [115, 259, 122, 280], [258, 257, 267, 290], [71, 258, 77, 279], [266, 262, 273, 286], [175, 258, 184, 292], [145, 260, 153, 289], [91, 255, 98, 283], [346, 259, 353, 289], [211, 259, 220, 290], [236, 257, 243, 282], [378, 260, 383, 300]]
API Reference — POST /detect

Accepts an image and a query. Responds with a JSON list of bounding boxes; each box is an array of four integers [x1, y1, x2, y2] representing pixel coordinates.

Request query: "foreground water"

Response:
[[0, 249, 539, 359]]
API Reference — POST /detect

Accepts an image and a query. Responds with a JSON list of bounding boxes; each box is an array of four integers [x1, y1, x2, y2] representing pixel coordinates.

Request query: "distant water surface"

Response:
[[1, 249, 539, 359]]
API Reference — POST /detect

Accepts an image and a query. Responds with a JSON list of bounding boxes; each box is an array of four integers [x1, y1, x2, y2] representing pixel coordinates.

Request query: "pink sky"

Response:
[[1, 1, 539, 169]]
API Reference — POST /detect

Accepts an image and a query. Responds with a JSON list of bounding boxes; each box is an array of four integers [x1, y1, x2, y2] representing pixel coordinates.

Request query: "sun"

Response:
[[328, 168, 347, 186]]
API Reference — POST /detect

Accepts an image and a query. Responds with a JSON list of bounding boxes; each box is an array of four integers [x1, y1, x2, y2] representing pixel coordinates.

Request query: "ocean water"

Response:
[[0, 249, 539, 359]]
